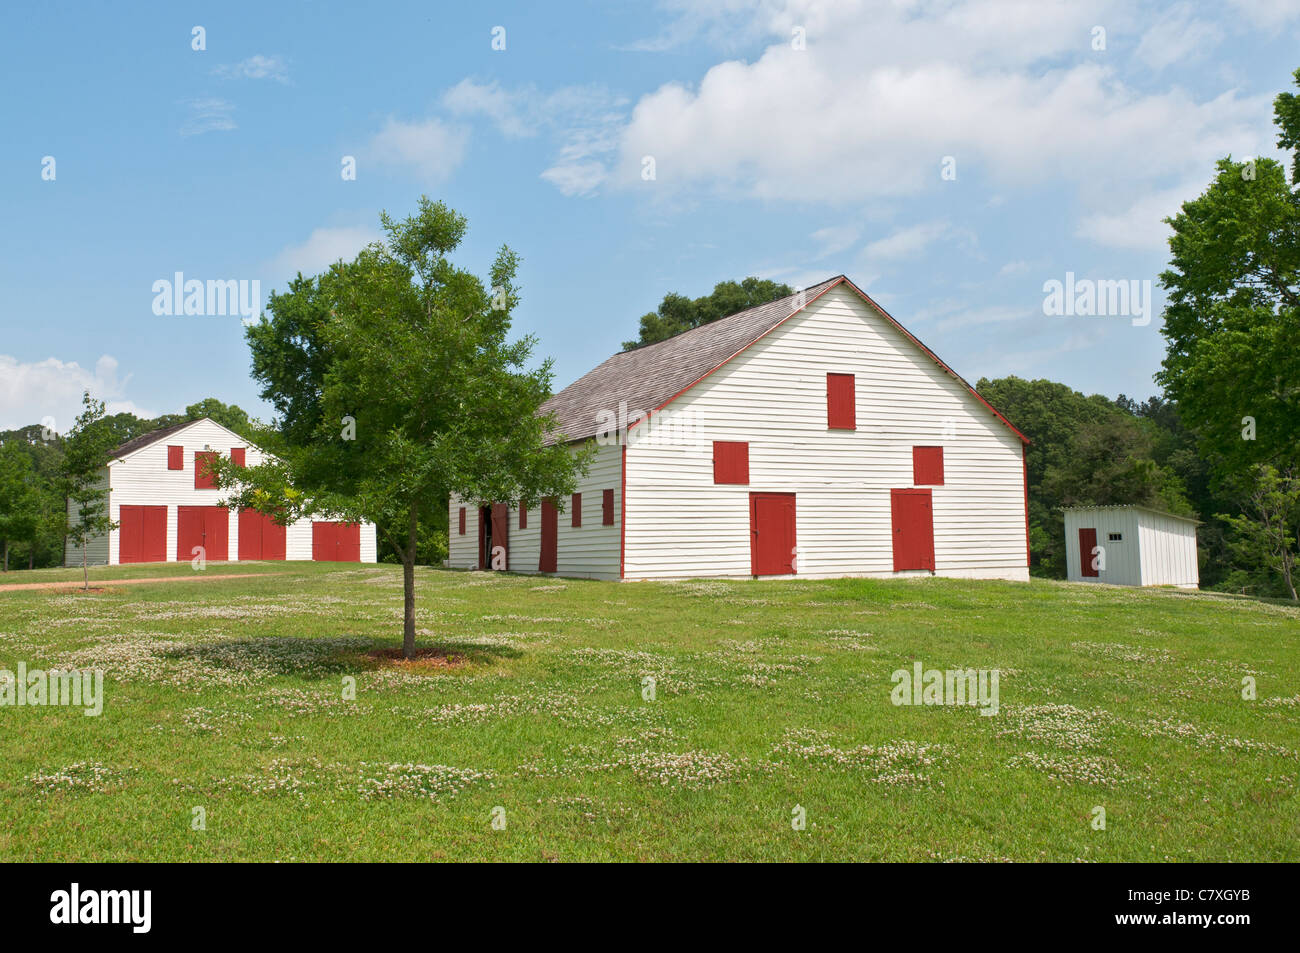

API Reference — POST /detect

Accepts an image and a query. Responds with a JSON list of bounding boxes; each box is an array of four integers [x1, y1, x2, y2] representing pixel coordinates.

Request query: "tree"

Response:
[[0, 442, 40, 571], [1220, 465, 1300, 600], [60, 393, 119, 589], [218, 197, 587, 657], [1156, 68, 1300, 477], [622, 277, 794, 349]]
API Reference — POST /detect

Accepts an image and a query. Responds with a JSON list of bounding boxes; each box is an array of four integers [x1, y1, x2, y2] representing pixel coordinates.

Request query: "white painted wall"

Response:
[[65, 418, 377, 565], [622, 284, 1029, 581], [1138, 511, 1199, 588], [1064, 506, 1198, 589]]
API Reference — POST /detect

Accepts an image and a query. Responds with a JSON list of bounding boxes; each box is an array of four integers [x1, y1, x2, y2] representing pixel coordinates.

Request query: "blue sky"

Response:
[[2, 0, 1297, 431]]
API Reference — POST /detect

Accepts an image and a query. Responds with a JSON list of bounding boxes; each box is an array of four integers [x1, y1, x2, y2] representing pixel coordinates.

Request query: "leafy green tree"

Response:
[[1156, 68, 1300, 476], [218, 197, 587, 657], [1220, 465, 1300, 600], [60, 392, 119, 589], [0, 442, 40, 571], [623, 277, 794, 349]]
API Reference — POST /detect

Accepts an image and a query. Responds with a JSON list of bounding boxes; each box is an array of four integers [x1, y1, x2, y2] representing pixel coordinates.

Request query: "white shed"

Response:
[[449, 275, 1031, 582], [1063, 505, 1199, 589], [65, 417, 378, 567]]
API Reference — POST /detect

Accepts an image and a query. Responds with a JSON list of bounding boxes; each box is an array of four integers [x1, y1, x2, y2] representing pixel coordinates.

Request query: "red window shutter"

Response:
[[458, 507, 466, 535], [602, 488, 615, 526], [713, 441, 750, 485], [194, 451, 218, 489], [572, 493, 582, 527], [913, 446, 944, 485], [827, 373, 856, 430], [167, 445, 183, 470], [519, 501, 527, 530], [231, 447, 246, 467]]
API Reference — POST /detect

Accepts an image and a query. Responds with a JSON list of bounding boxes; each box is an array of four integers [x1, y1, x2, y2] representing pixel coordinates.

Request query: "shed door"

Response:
[[178, 506, 228, 561], [890, 489, 935, 572], [490, 503, 509, 570], [750, 492, 797, 576], [239, 510, 286, 561], [1078, 527, 1099, 577], [313, 522, 360, 561], [312, 521, 335, 560], [120, 505, 165, 563], [539, 498, 558, 573]]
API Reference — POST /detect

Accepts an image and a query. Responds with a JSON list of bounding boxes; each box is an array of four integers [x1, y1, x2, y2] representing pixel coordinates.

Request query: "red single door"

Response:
[[263, 516, 286, 560], [539, 498, 558, 573], [119, 505, 143, 563], [178, 506, 228, 561], [1078, 527, 1099, 577], [312, 522, 336, 561], [749, 492, 797, 575], [238, 509, 286, 560], [336, 523, 360, 561], [890, 489, 935, 571], [490, 503, 509, 570], [142, 505, 167, 562]]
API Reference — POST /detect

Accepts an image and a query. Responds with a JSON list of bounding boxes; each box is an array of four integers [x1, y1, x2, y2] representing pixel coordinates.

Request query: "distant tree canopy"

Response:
[[622, 277, 793, 350]]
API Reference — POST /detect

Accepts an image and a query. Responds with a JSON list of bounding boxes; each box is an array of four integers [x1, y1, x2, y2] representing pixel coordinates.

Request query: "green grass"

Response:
[[1, 562, 1297, 861]]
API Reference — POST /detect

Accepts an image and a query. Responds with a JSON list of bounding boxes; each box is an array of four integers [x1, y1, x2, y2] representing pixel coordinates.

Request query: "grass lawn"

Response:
[[1, 562, 1297, 861]]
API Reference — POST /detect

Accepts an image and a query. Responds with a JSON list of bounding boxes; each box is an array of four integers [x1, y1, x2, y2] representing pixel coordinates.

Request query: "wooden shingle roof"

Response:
[[109, 419, 197, 460]]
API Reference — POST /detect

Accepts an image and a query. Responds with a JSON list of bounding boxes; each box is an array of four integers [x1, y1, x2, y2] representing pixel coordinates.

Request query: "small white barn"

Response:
[[65, 417, 378, 567], [448, 275, 1031, 582], [1063, 505, 1199, 589]]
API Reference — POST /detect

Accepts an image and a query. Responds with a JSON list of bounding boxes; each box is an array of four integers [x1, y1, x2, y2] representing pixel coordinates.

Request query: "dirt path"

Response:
[[0, 572, 291, 593]]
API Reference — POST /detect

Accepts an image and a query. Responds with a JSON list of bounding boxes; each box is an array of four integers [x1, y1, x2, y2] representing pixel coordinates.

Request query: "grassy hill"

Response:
[[1, 563, 1296, 861]]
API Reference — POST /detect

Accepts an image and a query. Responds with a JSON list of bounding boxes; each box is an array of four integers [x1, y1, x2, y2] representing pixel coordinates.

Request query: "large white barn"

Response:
[[1063, 505, 1199, 589], [65, 417, 378, 567], [448, 276, 1030, 582]]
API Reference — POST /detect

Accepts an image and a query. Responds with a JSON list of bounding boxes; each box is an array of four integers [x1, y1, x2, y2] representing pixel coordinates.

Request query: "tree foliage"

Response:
[[622, 277, 793, 350], [60, 393, 119, 589]]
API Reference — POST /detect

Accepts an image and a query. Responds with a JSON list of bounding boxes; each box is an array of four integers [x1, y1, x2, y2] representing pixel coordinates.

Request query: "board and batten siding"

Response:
[[447, 441, 622, 580], [622, 284, 1029, 581], [63, 470, 110, 567], [1063, 506, 1198, 589], [65, 418, 377, 566]]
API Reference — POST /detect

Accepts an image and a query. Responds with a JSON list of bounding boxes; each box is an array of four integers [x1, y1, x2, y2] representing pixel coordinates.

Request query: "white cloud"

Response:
[[367, 117, 469, 183], [264, 225, 383, 281], [863, 221, 969, 261], [180, 98, 236, 136], [1074, 180, 1200, 251], [214, 54, 289, 82], [810, 224, 861, 258], [0, 355, 155, 432], [1227, 0, 1300, 27], [1134, 4, 1220, 72]]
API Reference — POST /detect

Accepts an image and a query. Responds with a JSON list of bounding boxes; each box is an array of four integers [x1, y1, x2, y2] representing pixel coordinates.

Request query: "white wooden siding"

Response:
[[447, 441, 622, 579], [623, 284, 1029, 581], [1064, 506, 1198, 589], [67, 418, 377, 565], [63, 470, 110, 567]]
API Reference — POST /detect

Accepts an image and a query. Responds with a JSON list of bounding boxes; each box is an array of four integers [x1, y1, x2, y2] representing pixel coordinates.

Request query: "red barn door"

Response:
[[312, 521, 360, 561], [539, 498, 558, 572], [239, 509, 286, 560], [1078, 528, 1099, 577], [120, 505, 165, 563], [749, 492, 797, 576], [890, 489, 934, 571], [178, 506, 228, 562]]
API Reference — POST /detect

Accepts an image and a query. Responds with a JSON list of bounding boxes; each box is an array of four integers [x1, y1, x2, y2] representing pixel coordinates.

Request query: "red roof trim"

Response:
[[627, 275, 1029, 446]]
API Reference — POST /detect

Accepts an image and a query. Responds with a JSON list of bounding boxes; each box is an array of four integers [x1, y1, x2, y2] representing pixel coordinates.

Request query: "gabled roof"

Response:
[[1064, 504, 1201, 524], [539, 275, 1028, 445], [108, 417, 253, 465]]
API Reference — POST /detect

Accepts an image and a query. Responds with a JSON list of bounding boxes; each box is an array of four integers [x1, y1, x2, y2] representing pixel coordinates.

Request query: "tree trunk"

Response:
[[82, 545, 89, 591], [401, 506, 418, 658]]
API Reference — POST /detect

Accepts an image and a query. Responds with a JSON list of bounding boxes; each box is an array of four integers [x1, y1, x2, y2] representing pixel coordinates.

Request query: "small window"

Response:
[[602, 488, 615, 526], [194, 451, 218, 489], [913, 446, 944, 486], [231, 447, 246, 467], [713, 441, 750, 485], [827, 373, 856, 430], [519, 501, 527, 530], [458, 507, 466, 535], [571, 493, 582, 527], [167, 445, 183, 470], [1108, 532, 1123, 542]]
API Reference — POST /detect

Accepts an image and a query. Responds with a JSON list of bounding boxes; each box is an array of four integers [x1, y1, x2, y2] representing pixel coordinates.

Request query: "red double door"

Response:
[[119, 505, 167, 563], [750, 492, 797, 575], [238, 509, 286, 560], [177, 506, 229, 561], [312, 522, 360, 562], [890, 489, 935, 572]]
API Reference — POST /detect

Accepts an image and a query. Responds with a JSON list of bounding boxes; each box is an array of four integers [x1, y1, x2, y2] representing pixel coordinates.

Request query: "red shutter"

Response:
[[602, 489, 615, 526], [458, 507, 466, 535], [713, 441, 750, 484], [167, 445, 183, 470], [519, 500, 527, 530], [913, 446, 944, 485], [571, 493, 582, 527], [231, 448, 246, 467], [827, 373, 856, 430], [194, 451, 218, 489]]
